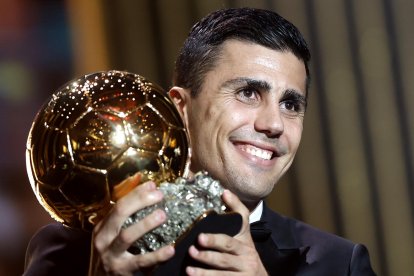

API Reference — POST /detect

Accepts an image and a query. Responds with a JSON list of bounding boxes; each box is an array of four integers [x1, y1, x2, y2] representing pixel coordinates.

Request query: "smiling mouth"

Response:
[[238, 144, 274, 160]]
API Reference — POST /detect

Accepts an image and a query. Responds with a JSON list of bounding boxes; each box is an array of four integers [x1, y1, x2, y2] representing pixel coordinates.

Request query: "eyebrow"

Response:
[[283, 88, 308, 107], [221, 77, 306, 100], [221, 77, 272, 92]]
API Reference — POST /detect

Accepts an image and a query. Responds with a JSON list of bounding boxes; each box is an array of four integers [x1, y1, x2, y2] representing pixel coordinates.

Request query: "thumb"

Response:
[[222, 190, 252, 239]]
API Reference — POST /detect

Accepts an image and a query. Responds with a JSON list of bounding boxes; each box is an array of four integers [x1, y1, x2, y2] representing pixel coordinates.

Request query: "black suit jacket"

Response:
[[24, 204, 376, 275], [258, 204, 375, 275]]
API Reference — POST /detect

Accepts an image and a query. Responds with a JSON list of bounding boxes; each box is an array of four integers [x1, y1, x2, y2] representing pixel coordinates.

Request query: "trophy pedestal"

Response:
[[153, 211, 242, 275]]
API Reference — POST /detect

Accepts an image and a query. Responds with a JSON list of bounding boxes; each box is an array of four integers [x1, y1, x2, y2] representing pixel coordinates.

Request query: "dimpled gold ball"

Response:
[[26, 70, 189, 231]]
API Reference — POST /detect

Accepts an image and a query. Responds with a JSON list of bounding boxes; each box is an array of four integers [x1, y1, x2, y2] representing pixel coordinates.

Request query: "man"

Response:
[[24, 7, 376, 275]]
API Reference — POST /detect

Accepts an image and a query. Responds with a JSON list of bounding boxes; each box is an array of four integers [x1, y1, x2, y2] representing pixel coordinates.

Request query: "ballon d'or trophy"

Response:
[[25, 70, 242, 275]]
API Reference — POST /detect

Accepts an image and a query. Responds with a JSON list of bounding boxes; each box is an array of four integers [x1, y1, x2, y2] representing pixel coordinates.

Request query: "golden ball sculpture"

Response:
[[25, 70, 190, 231]]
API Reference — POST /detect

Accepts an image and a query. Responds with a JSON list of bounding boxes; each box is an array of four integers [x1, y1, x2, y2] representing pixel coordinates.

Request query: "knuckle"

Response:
[[129, 184, 145, 197], [93, 238, 105, 253], [103, 258, 119, 274], [127, 257, 142, 272], [134, 249, 168, 268], [111, 263, 126, 275], [214, 253, 230, 267], [199, 251, 220, 266], [143, 211, 164, 230], [130, 210, 163, 235], [112, 202, 129, 218], [117, 228, 135, 245], [141, 213, 157, 229], [224, 240, 233, 251], [153, 249, 168, 262]]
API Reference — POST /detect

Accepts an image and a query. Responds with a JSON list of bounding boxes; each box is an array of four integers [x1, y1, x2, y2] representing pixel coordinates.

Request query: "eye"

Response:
[[235, 87, 260, 104], [281, 100, 301, 112], [279, 90, 307, 116]]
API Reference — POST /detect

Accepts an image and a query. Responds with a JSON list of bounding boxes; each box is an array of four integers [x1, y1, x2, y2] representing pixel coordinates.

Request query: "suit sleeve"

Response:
[[23, 223, 92, 276], [349, 244, 376, 275]]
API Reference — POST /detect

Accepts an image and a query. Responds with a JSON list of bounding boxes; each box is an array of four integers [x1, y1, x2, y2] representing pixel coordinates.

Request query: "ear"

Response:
[[169, 86, 191, 129], [169, 87, 193, 178]]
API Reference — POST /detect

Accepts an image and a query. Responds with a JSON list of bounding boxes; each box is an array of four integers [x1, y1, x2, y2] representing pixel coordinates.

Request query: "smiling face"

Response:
[[170, 40, 307, 210]]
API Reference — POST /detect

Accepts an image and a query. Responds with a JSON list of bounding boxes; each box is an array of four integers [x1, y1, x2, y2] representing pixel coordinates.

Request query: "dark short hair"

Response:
[[173, 7, 311, 96]]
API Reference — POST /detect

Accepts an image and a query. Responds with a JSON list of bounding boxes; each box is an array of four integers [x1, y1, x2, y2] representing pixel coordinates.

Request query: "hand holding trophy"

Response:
[[25, 70, 242, 274]]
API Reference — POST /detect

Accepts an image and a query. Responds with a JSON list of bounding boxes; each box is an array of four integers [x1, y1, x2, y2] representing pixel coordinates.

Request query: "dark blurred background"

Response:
[[1, 0, 413, 275]]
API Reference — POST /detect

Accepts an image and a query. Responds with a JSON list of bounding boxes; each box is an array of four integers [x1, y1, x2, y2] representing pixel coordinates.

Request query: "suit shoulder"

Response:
[[265, 208, 354, 249], [263, 207, 376, 274], [292, 217, 355, 249], [265, 209, 355, 260], [24, 223, 91, 276]]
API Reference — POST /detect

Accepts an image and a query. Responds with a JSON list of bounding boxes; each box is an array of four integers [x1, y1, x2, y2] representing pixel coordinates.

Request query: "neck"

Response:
[[242, 197, 263, 212]]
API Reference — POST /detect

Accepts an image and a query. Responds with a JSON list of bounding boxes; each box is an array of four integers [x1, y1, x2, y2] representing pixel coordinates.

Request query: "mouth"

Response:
[[236, 143, 275, 161]]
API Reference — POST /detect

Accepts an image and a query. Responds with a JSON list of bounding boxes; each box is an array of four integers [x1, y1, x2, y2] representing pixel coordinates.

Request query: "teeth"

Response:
[[240, 145, 272, 160]]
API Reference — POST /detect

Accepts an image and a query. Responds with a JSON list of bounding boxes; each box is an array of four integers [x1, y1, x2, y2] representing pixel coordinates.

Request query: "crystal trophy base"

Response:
[[122, 171, 241, 254]]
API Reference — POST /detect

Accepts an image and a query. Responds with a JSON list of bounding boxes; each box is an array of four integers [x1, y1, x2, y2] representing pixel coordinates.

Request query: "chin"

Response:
[[236, 185, 273, 203]]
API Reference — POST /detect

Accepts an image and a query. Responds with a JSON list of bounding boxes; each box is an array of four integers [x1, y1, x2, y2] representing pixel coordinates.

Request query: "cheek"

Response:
[[224, 104, 254, 126], [191, 103, 226, 134], [189, 100, 254, 148], [286, 122, 303, 150], [187, 103, 219, 146]]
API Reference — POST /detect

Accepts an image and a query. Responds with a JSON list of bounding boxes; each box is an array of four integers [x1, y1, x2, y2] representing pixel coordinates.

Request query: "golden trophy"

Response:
[[26, 70, 241, 274]]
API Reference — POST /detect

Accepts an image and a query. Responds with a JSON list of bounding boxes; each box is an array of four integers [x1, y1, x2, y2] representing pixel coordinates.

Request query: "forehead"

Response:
[[207, 40, 307, 94]]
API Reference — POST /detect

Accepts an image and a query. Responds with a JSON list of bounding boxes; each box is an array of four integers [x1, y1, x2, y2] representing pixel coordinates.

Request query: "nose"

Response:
[[254, 104, 284, 137]]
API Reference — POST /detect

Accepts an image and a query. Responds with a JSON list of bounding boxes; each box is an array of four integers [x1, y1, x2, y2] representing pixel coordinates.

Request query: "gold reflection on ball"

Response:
[[26, 70, 190, 231]]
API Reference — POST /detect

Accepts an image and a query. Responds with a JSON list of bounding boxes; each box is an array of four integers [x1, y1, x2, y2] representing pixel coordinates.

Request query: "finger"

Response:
[[222, 189, 250, 218], [128, 245, 175, 270], [99, 245, 175, 275], [112, 172, 142, 201], [115, 180, 160, 219], [188, 245, 240, 270], [222, 190, 251, 235], [94, 181, 163, 251], [197, 233, 245, 255], [109, 184, 163, 229], [92, 174, 143, 236], [109, 208, 167, 254], [186, 265, 237, 276]]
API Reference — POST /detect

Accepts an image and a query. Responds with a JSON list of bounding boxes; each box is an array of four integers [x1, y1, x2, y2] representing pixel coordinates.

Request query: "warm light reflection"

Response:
[[110, 125, 126, 146]]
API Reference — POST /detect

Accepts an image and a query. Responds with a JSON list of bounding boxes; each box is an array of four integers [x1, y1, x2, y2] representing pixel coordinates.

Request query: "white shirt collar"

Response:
[[248, 200, 263, 223]]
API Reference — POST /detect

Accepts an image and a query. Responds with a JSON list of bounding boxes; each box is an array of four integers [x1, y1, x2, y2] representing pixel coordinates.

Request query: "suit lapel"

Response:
[[258, 203, 310, 275]]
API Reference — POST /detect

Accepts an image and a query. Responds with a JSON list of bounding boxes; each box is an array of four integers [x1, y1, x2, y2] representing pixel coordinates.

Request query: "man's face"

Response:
[[172, 40, 307, 209]]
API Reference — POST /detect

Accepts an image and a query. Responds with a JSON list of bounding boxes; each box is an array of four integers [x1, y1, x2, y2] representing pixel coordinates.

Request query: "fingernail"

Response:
[[186, 266, 194, 275], [149, 190, 163, 200], [155, 209, 166, 222], [145, 181, 156, 190], [199, 233, 207, 244], [165, 245, 175, 256], [189, 245, 199, 256], [223, 189, 231, 197]]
